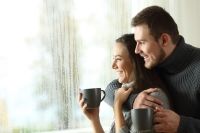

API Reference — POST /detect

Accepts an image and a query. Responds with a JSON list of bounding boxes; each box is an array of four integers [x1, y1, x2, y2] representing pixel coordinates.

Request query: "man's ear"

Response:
[[160, 33, 170, 47]]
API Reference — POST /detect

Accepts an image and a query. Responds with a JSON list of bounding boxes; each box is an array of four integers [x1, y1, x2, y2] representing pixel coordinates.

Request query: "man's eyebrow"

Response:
[[136, 39, 146, 41]]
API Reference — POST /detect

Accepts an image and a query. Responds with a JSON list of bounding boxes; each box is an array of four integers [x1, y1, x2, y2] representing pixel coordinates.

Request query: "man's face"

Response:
[[134, 24, 165, 69]]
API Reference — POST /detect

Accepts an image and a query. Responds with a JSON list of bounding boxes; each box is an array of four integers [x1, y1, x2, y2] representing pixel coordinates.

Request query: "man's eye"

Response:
[[140, 41, 145, 44], [138, 41, 145, 45]]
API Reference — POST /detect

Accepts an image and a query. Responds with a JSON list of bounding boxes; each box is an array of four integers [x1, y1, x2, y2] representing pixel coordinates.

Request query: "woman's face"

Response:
[[112, 42, 134, 83]]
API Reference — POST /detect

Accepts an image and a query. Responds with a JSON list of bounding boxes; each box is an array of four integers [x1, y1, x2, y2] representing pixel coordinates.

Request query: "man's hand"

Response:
[[154, 107, 180, 133], [133, 88, 163, 109]]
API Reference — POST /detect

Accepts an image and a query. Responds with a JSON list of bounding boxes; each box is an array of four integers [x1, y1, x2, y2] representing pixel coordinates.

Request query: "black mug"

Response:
[[131, 108, 154, 133], [82, 88, 106, 109]]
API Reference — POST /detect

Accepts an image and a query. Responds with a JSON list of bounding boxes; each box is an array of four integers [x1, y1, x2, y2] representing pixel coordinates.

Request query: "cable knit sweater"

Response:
[[157, 36, 200, 133]]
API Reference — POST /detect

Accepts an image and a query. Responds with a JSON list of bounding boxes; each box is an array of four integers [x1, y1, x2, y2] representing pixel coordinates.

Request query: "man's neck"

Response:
[[157, 36, 192, 74], [163, 42, 177, 62]]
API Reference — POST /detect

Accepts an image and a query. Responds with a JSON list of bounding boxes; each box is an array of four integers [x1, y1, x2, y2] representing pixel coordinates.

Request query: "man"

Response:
[[132, 6, 200, 133]]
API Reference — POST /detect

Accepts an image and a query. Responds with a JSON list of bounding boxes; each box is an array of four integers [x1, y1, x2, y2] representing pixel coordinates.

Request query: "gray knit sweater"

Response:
[[157, 36, 200, 133]]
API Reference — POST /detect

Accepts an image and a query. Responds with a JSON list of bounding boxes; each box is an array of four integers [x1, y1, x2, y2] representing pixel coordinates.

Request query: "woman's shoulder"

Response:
[[106, 79, 122, 91], [150, 89, 171, 109], [104, 79, 122, 106]]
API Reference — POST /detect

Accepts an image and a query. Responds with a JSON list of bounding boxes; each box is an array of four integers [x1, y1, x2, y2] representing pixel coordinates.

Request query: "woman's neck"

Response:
[[128, 70, 135, 82]]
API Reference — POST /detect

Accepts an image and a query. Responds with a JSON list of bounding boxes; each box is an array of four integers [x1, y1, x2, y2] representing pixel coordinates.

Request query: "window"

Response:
[[0, 0, 131, 132]]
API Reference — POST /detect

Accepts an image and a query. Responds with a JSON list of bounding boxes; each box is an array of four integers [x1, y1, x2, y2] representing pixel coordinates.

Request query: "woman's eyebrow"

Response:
[[113, 55, 122, 58]]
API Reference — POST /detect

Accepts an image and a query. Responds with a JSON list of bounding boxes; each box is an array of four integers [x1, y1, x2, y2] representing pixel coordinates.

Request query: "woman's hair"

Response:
[[116, 34, 166, 92]]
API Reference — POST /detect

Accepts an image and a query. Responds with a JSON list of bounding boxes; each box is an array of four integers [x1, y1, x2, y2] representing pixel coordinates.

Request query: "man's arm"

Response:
[[178, 116, 200, 133], [176, 77, 200, 133], [104, 80, 163, 110], [154, 108, 200, 133], [177, 82, 200, 133]]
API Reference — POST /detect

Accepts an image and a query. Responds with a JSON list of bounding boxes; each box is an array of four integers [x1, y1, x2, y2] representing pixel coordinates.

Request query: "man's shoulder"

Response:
[[187, 44, 200, 65], [190, 44, 200, 56]]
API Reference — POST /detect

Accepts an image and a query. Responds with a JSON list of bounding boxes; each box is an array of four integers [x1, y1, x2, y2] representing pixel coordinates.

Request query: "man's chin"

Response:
[[144, 62, 154, 69]]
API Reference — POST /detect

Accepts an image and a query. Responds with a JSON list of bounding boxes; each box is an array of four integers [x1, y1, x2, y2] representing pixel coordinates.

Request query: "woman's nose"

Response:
[[112, 61, 117, 69]]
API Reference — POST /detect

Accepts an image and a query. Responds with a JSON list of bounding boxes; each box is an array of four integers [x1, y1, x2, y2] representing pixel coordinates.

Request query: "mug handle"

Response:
[[101, 90, 106, 102]]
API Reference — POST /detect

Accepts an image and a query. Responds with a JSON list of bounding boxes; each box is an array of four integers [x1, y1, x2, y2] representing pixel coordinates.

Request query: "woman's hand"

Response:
[[78, 92, 104, 133], [78, 92, 99, 121], [113, 88, 132, 133], [114, 87, 133, 106]]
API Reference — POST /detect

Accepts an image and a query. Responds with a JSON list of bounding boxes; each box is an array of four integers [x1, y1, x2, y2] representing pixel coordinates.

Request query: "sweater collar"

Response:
[[157, 36, 193, 74], [122, 81, 135, 89]]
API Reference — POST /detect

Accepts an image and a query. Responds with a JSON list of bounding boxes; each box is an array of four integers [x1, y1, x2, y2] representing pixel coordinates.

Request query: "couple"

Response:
[[79, 6, 200, 133]]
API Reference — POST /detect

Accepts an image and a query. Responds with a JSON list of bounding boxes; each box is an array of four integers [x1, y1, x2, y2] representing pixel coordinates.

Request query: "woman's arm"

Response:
[[90, 116, 104, 133], [114, 101, 126, 132], [114, 88, 133, 133]]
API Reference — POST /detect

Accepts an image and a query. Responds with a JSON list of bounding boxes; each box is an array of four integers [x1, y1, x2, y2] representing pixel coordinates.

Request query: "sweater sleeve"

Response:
[[177, 78, 200, 133], [104, 79, 121, 107], [123, 93, 138, 110], [104, 79, 137, 110], [109, 121, 130, 133], [118, 111, 132, 133], [178, 116, 200, 133], [177, 74, 200, 133], [109, 111, 132, 133], [118, 126, 130, 133]]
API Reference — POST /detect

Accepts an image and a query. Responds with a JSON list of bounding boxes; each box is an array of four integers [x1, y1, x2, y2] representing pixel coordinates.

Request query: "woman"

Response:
[[79, 34, 171, 133]]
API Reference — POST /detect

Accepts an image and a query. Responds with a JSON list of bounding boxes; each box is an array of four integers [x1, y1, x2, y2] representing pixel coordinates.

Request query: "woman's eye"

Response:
[[113, 57, 122, 61], [116, 58, 122, 61]]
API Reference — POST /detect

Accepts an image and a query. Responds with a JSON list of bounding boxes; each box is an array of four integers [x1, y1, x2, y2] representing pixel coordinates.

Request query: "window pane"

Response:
[[0, 0, 131, 132]]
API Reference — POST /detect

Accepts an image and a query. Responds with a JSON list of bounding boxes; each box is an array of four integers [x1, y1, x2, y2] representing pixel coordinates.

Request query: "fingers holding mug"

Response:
[[81, 88, 105, 109]]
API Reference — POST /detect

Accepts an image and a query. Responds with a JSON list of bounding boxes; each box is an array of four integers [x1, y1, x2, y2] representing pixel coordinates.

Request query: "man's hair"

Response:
[[131, 6, 179, 44]]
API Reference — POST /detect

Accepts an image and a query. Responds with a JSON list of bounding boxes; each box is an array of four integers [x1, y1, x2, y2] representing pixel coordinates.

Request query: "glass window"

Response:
[[0, 0, 132, 132]]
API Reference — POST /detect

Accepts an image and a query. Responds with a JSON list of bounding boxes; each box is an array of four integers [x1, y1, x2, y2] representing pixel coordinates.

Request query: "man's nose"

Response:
[[135, 43, 140, 54]]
